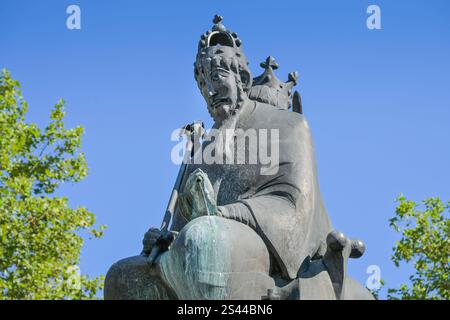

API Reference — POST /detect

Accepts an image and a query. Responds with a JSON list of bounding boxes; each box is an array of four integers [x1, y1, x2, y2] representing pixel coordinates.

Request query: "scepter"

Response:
[[147, 120, 205, 266]]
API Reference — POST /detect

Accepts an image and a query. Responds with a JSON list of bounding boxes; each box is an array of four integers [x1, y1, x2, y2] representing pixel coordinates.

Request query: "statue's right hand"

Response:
[[142, 227, 162, 255]]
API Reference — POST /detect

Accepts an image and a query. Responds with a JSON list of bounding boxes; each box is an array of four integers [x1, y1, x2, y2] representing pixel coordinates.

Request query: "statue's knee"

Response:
[[161, 216, 272, 299], [177, 216, 229, 251], [174, 216, 270, 275]]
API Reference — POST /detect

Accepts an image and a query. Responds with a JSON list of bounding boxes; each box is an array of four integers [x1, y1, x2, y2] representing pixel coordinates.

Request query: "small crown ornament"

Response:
[[249, 56, 299, 111]]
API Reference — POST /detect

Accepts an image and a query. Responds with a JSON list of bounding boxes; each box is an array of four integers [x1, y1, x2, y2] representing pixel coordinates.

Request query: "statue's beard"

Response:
[[206, 102, 239, 162], [204, 78, 246, 127], [208, 102, 236, 122], [206, 89, 246, 160], [208, 92, 243, 125]]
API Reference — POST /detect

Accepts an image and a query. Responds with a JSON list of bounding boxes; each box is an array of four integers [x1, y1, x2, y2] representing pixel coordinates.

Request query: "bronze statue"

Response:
[[104, 15, 374, 300]]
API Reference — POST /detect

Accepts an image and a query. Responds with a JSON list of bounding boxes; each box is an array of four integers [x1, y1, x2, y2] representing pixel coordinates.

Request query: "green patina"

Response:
[[160, 169, 231, 299], [160, 216, 232, 299]]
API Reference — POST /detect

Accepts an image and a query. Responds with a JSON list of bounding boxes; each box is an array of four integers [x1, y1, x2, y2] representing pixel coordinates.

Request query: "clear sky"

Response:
[[1, 0, 449, 298]]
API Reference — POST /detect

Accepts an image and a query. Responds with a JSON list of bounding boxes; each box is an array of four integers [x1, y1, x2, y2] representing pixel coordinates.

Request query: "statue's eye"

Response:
[[212, 73, 225, 81]]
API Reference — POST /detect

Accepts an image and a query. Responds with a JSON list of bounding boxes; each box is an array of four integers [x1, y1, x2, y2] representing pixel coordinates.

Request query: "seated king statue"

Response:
[[104, 15, 374, 300]]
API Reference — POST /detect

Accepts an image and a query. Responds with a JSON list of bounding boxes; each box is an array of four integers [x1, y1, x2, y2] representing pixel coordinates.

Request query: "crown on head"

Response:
[[198, 15, 243, 50], [195, 16, 302, 112], [195, 15, 252, 92]]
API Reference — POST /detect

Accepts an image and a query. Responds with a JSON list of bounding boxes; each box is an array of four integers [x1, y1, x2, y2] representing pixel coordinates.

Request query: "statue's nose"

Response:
[[206, 79, 217, 97]]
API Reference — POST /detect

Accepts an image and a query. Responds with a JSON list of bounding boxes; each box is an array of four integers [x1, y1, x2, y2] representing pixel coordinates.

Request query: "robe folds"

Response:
[[171, 101, 332, 280]]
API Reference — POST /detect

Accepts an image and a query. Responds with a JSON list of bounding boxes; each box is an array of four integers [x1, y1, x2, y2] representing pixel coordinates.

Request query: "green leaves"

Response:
[[0, 69, 105, 299], [387, 194, 450, 300]]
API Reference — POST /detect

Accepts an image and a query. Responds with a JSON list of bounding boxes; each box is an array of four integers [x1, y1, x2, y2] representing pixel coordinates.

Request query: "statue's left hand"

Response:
[[146, 229, 179, 266], [142, 227, 162, 255]]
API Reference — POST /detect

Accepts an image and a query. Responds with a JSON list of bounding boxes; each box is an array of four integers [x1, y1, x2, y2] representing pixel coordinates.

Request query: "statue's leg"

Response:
[[104, 254, 176, 300], [160, 216, 275, 300]]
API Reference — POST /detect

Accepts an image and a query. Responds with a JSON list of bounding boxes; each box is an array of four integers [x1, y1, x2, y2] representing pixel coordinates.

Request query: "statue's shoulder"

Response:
[[253, 101, 307, 131]]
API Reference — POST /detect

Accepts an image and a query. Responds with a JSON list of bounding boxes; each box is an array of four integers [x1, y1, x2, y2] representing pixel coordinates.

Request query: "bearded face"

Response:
[[195, 46, 252, 124], [200, 66, 240, 122]]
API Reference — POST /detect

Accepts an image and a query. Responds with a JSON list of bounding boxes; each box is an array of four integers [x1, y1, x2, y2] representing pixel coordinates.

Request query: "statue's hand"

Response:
[[146, 229, 179, 266], [142, 227, 162, 255]]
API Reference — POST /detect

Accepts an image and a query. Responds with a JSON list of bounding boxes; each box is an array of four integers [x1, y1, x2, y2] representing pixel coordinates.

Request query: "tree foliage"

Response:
[[388, 195, 450, 300], [0, 70, 105, 299]]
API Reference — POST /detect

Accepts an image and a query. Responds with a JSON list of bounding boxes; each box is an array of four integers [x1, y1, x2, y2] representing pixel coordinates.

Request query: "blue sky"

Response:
[[1, 0, 449, 298]]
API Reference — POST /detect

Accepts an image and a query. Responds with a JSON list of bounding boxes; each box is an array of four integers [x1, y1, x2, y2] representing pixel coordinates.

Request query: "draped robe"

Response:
[[171, 100, 332, 280]]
